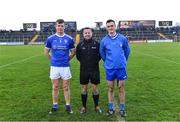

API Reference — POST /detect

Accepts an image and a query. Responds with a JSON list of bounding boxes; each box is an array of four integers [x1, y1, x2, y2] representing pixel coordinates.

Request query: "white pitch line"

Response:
[[137, 52, 180, 65], [0, 54, 42, 69]]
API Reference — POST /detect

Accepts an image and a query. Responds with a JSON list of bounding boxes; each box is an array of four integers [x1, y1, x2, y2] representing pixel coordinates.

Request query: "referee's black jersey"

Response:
[[76, 39, 101, 71]]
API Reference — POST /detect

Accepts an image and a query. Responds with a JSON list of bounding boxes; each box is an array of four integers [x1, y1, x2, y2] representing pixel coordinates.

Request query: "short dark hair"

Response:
[[56, 19, 65, 24], [82, 27, 93, 33], [106, 19, 115, 24]]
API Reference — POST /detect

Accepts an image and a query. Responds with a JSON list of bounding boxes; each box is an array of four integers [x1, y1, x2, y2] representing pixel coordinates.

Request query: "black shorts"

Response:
[[80, 70, 100, 85]]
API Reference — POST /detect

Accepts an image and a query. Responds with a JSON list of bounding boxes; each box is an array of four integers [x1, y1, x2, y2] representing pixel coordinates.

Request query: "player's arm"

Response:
[[44, 48, 51, 60], [44, 37, 51, 60], [69, 38, 76, 60], [70, 48, 75, 60], [123, 37, 130, 61]]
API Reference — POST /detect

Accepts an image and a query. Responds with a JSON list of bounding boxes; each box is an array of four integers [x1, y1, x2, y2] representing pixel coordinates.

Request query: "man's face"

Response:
[[56, 23, 65, 34], [106, 22, 116, 35], [83, 29, 92, 40]]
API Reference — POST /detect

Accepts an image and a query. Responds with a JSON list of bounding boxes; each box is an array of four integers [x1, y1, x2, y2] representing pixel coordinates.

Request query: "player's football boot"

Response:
[[66, 105, 73, 114], [49, 107, 58, 115], [80, 107, 87, 114], [120, 110, 127, 117], [95, 107, 102, 114], [106, 109, 114, 116]]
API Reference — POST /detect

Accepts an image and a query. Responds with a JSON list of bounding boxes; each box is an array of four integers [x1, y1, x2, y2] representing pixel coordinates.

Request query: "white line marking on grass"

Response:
[[138, 52, 180, 65], [0, 54, 43, 69]]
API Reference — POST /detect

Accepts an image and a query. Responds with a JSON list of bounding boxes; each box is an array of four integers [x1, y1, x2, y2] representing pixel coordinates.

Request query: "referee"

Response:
[[76, 27, 102, 114]]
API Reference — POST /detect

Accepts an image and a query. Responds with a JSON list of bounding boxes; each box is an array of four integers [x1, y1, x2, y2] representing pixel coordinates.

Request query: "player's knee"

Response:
[[53, 85, 59, 91], [93, 89, 99, 95], [63, 85, 69, 92], [81, 90, 88, 95], [119, 86, 124, 92], [82, 87, 88, 92], [118, 84, 122, 89], [118, 84, 124, 93], [108, 86, 114, 92], [118, 85, 124, 91], [92, 86, 98, 93], [119, 81, 124, 87]]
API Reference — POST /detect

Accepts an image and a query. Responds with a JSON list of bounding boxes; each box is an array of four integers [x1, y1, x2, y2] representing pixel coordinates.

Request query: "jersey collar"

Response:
[[55, 33, 65, 37], [108, 33, 118, 39]]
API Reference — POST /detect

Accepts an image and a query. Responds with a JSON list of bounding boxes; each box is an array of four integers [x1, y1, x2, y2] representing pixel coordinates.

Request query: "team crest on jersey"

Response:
[[64, 39, 68, 43], [119, 43, 123, 47]]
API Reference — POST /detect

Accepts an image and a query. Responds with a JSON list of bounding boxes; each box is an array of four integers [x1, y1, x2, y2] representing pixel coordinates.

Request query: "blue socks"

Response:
[[120, 102, 125, 111], [53, 103, 72, 110], [65, 104, 71, 111], [109, 102, 114, 110], [53, 103, 58, 109]]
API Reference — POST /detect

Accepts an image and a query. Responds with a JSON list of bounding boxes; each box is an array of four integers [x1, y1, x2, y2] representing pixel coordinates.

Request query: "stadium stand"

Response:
[[78, 26, 180, 42], [0, 21, 180, 45]]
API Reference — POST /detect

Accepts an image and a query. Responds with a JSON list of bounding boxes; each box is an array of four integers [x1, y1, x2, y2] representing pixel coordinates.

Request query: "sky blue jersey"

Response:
[[45, 33, 75, 67], [100, 33, 130, 69]]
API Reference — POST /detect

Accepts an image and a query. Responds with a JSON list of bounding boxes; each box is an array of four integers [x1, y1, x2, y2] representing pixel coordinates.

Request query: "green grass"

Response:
[[0, 43, 180, 121]]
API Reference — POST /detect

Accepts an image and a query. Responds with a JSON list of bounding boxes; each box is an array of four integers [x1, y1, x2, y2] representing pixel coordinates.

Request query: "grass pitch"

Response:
[[0, 43, 180, 121]]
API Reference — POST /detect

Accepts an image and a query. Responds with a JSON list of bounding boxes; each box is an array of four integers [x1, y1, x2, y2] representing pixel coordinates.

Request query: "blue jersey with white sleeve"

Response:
[[45, 33, 75, 67], [100, 33, 130, 69]]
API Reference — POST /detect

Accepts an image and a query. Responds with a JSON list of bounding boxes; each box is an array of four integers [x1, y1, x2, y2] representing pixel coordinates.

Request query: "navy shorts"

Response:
[[106, 68, 127, 81]]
